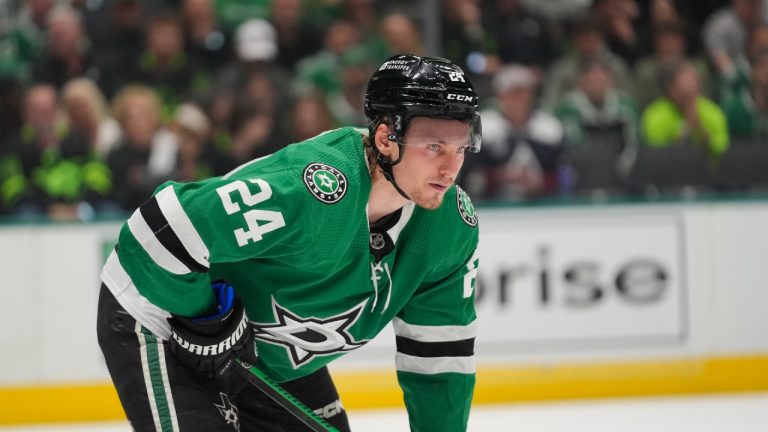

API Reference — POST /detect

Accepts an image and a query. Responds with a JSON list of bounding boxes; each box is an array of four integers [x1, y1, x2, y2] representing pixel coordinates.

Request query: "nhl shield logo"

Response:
[[303, 163, 348, 204], [456, 186, 477, 227], [369, 232, 386, 250]]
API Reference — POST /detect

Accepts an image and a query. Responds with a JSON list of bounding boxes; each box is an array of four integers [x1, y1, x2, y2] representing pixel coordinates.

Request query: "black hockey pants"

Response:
[[96, 284, 351, 432]]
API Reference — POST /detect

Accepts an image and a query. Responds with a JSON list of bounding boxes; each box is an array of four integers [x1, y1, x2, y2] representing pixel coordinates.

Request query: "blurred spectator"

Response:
[[556, 57, 639, 174], [0, 0, 45, 81], [1, 82, 59, 213], [634, 21, 712, 108], [3, 83, 111, 218], [129, 14, 206, 119], [218, 99, 279, 173], [215, 0, 270, 32], [465, 65, 566, 201], [324, 46, 375, 127], [719, 23, 768, 96], [441, 0, 500, 89], [270, 0, 325, 69], [14, 0, 55, 47], [637, 0, 696, 53], [86, 0, 145, 97], [483, 0, 557, 74], [169, 102, 215, 181], [702, 0, 767, 78], [242, 68, 285, 116], [542, 16, 633, 107], [7, 83, 63, 156], [379, 12, 425, 58], [520, 0, 592, 22], [200, 87, 238, 175], [107, 85, 178, 212], [60, 78, 120, 157], [295, 19, 363, 95], [592, 0, 642, 66], [181, 0, 232, 74], [341, 0, 388, 61], [287, 93, 336, 143], [211, 17, 290, 170], [214, 18, 291, 146], [31, 5, 106, 91], [216, 18, 290, 101], [0, 77, 25, 147], [234, 17, 278, 65], [641, 59, 729, 157], [342, 0, 378, 32], [721, 48, 768, 139]]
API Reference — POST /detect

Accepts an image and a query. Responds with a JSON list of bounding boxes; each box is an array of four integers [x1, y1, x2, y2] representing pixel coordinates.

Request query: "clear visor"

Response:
[[468, 113, 482, 153], [399, 113, 482, 155]]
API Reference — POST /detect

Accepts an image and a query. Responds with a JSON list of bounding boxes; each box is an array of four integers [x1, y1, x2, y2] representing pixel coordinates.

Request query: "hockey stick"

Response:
[[234, 358, 340, 432]]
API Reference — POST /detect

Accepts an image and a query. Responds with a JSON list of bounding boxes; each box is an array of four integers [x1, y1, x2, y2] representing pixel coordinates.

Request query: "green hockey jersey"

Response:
[[101, 127, 480, 431]]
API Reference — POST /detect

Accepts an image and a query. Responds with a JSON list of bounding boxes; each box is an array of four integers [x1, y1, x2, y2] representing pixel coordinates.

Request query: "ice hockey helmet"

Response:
[[364, 54, 482, 153]]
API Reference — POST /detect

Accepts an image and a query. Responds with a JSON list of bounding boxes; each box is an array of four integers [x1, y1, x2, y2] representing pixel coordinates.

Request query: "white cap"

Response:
[[493, 64, 537, 94], [174, 103, 210, 138], [235, 19, 278, 62]]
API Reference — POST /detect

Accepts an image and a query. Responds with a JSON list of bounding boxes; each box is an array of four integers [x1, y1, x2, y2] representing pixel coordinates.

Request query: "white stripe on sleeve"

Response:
[[396, 353, 476, 374], [101, 250, 172, 339], [392, 318, 477, 342], [127, 207, 192, 275], [155, 185, 210, 270]]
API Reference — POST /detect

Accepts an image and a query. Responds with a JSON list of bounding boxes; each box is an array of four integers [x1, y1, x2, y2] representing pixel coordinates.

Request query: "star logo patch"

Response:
[[456, 186, 477, 227], [303, 163, 348, 204], [250, 299, 369, 368]]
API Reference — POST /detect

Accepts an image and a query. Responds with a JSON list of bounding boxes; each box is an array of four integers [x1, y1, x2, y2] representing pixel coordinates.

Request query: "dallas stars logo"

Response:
[[213, 393, 240, 431], [456, 186, 478, 227], [303, 163, 348, 204], [250, 299, 369, 368]]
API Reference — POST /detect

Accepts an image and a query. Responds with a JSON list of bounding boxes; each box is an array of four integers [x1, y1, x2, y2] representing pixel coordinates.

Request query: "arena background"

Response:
[[1, 0, 767, 429]]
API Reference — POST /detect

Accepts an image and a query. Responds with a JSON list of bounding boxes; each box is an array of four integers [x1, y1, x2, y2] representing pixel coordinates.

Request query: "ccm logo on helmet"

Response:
[[447, 93, 474, 103]]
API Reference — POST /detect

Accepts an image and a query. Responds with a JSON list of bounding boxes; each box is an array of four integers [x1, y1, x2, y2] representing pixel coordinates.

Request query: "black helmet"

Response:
[[364, 54, 482, 153]]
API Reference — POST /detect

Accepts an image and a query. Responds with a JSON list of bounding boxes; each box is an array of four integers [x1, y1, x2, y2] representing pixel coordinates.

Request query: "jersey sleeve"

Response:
[[394, 225, 479, 432], [113, 160, 313, 317]]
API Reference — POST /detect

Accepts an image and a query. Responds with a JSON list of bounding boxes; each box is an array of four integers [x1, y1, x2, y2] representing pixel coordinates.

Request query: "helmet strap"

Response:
[[369, 117, 412, 201]]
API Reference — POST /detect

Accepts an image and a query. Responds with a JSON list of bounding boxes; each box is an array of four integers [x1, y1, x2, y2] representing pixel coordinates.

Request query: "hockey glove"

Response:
[[168, 281, 256, 379]]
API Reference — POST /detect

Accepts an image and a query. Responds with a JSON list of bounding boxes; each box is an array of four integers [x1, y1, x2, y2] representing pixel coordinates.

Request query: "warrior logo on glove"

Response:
[[171, 313, 249, 356]]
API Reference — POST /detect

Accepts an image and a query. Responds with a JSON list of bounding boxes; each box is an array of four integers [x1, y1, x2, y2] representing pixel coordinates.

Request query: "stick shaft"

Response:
[[234, 358, 339, 432]]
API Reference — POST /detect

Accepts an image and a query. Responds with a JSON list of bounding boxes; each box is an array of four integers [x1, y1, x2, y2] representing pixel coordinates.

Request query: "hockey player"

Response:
[[97, 54, 482, 432]]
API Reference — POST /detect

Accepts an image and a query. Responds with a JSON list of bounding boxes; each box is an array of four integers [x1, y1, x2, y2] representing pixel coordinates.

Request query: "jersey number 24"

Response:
[[216, 179, 286, 247]]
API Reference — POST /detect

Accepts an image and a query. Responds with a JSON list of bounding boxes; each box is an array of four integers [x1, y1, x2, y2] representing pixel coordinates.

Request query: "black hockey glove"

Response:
[[168, 281, 256, 379]]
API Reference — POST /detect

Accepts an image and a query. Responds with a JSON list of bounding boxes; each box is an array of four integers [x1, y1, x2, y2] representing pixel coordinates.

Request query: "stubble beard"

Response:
[[411, 184, 448, 210]]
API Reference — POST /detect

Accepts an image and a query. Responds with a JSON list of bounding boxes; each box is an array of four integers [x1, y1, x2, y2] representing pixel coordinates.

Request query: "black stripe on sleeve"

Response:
[[395, 336, 474, 358], [139, 196, 208, 273]]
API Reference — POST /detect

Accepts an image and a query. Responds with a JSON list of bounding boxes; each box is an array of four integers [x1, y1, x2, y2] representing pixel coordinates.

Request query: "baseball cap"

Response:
[[235, 19, 278, 62]]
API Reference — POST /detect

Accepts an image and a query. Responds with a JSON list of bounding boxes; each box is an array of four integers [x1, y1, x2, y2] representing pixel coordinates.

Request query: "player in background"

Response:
[[97, 54, 482, 432]]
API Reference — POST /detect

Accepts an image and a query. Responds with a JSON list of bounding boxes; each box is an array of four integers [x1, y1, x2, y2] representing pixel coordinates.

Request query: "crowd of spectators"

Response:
[[1, 0, 768, 220]]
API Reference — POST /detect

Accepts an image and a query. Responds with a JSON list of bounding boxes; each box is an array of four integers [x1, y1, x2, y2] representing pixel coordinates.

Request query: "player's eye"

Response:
[[427, 143, 441, 152]]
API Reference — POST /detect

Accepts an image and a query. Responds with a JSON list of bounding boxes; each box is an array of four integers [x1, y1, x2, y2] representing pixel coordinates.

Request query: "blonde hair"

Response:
[[61, 78, 109, 122], [111, 84, 163, 128]]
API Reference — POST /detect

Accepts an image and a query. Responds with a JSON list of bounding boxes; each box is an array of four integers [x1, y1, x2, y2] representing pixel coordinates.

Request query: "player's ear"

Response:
[[374, 122, 396, 157]]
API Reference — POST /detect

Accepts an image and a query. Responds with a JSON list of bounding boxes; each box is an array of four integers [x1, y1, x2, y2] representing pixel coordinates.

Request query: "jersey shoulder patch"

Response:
[[455, 186, 478, 227], [302, 162, 348, 204]]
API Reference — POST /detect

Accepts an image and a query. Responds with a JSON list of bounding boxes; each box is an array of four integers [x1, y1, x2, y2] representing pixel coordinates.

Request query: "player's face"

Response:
[[394, 117, 471, 209]]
